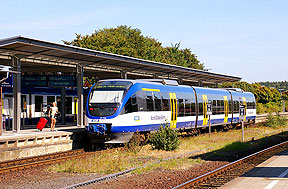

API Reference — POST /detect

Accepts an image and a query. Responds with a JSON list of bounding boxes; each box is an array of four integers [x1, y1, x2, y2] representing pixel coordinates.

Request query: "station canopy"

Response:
[[0, 36, 241, 85]]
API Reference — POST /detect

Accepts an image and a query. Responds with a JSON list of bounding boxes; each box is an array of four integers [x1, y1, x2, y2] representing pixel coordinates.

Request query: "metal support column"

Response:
[[60, 87, 66, 124], [120, 70, 127, 79], [178, 78, 183, 85], [12, 56, 21, 133], [215, 83, 218, 88], [153, 74, 158, 79], [77, 64, 84, 127], [199, 81, 203, 87]]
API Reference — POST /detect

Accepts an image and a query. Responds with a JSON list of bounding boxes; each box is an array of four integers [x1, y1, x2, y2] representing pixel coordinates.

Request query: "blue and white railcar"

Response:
[[85, 79, 256, 143]]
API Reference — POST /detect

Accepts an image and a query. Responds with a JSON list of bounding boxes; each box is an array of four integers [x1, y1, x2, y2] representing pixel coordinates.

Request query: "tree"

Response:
[[64, 25, 204, 70], [219, 82, 281, 104]]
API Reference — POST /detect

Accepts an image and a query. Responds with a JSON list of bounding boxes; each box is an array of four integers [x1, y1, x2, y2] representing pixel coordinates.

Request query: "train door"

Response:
[[169, 92, 177, 128], [223, 96, 229, 123], [202, 95, 208, 125]]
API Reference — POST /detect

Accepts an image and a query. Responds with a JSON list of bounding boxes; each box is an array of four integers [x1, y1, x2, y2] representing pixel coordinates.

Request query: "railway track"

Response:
[[0, 113, 286, 178], [174, 140, 288, 189], [0, 149, 88, 174]]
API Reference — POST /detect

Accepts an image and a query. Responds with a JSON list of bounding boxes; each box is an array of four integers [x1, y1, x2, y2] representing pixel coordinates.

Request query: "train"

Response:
[[85, 79, 256, 143]]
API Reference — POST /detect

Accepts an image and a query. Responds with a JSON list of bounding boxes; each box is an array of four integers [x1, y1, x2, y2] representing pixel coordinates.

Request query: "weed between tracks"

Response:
[[48, 119, 288, 175]]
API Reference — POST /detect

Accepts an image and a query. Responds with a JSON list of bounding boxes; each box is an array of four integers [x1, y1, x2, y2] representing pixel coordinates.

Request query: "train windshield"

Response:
[[88, 81, 132, 116]]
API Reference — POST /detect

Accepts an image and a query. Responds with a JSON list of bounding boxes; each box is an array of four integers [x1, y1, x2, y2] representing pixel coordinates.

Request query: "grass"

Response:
[[132, 158, 203, 174], [47, 119, 288, 175], [47, 149, 143, 174]]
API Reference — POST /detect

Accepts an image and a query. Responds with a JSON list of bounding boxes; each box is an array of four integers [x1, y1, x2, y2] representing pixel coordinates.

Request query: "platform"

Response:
[[221, 149, 288, 189], [0, 125, 86, 162]]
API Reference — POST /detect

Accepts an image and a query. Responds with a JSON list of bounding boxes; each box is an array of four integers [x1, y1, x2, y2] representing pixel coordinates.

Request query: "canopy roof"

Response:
[[0, 36, 241, 84]]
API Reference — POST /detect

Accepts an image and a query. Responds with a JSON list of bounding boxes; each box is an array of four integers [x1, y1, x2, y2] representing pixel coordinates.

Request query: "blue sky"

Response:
[[0, 0, 287, 83]]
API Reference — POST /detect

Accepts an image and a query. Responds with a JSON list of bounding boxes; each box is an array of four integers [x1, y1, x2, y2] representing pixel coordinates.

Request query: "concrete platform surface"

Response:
[[221, 149, 288, 189], [0, 125, 82, 141], [0, 125, 86, 162]]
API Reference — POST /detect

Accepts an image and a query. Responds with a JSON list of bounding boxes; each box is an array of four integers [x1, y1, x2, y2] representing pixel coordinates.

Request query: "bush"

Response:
[[257, 102, 282, 114], [264, 113, 287, 128], [149, 124, 180, 151], [126, 131, 143, 154]]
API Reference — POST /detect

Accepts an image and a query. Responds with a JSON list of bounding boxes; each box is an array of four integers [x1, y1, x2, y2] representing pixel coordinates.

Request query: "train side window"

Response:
[[184, 99, 191, 116], [212, 100, 217, 113], [136, 91, 146, 111], [252, 101, 256, 109], [145, 91, 154, 111], [198, 99, 203, 116], [161, 92, 170, 111], [154, 91, 162, 111], [125, 94, 138, 113], [228, 99, 232, 114], [178, 99, 185, 117], [234, 100, 239, 113], [191, 102, 196, 116]]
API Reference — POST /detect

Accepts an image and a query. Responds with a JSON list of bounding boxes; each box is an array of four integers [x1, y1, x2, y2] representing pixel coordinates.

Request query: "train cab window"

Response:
[[154, 92, 162, 111], [35, 95, 43, 112], [161, 92, 170, 111], [178, 99, 185, 117], [145, 91, 154, 111], [125, 94, 138, 113]]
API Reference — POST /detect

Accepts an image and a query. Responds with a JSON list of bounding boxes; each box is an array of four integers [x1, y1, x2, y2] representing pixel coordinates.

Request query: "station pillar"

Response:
[[12, 56, 21, 133], [199, 81, 203, 87], [60, 87, 66, 124], [120, 70, 127, 79], [77, 64, 84, 127]]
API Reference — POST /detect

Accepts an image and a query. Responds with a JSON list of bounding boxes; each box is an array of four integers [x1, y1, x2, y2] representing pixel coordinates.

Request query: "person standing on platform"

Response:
[[48, 102, 58, 131]]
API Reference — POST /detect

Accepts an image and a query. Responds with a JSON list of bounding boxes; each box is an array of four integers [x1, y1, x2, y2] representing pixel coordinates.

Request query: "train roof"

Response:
[[97, 79, 255, 96]]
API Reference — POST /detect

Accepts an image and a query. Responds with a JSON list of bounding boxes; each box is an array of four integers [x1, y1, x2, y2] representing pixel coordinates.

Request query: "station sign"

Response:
[[48, 76, 76, 87], [21, 75, 76, 87], [239, 105, 245, 121], [207, 104, 212, 115], [22, 76, 47, 87], [0, 74, 13, 87]]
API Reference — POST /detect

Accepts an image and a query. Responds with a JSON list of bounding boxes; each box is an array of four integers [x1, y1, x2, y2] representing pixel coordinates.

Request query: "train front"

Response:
[[85, 80, 133, 143]]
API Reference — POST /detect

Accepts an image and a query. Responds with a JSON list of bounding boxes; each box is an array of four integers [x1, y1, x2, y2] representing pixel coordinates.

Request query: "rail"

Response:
[[173, 140, 288, 188]]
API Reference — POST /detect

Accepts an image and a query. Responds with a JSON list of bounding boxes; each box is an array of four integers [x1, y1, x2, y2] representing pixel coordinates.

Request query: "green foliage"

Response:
[[264, 113, 287, 128], [219, 82, 281, 104], [150, 125, 180, 151], [258, 81, 288, 91], [282, 91, 288, 100], [64, 25, 204, 70]]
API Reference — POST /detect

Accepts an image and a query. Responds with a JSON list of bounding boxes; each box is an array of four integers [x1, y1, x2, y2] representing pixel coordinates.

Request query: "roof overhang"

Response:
[[0, 36, 241, 84]]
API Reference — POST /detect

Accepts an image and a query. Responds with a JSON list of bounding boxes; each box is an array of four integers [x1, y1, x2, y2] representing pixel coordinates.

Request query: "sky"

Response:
[[0, 0, 287, 83]]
